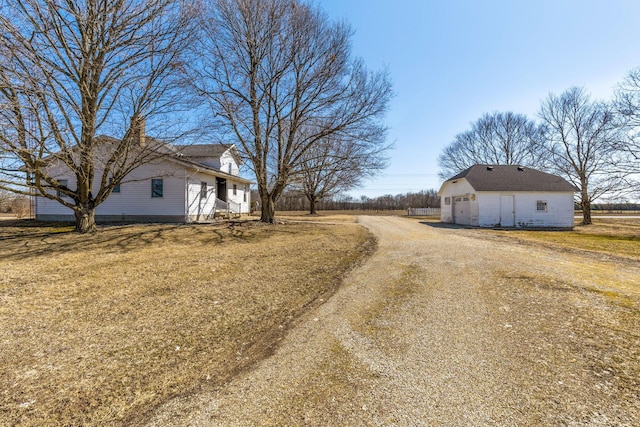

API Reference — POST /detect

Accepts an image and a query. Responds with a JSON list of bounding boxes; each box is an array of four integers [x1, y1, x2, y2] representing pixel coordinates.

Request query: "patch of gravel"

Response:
[[146, 216, 640, 426]]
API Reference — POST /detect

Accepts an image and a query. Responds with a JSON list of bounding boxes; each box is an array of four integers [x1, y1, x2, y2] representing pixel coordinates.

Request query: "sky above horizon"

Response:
[[318, 0, 640, 199]]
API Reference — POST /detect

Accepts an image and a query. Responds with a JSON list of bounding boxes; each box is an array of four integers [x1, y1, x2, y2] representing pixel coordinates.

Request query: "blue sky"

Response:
[[319, 0, 640, 198]]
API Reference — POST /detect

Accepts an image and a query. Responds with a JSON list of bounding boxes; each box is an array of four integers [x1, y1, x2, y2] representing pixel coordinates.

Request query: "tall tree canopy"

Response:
[[0, 0, 197, 232], [614, 66, 640, 197], [539, 87, 623, 225], [438, 111, 547, 180], [196, 0, 392, 223], [292, 132, 389, 215]]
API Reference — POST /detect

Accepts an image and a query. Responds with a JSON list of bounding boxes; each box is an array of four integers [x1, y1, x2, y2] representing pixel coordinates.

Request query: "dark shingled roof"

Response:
[[175, 144, 233, 158], [446, 165, 577, 192]]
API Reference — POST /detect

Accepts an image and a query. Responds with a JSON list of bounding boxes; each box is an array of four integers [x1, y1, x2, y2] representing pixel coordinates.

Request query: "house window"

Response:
[[200, 182, 207, 199], [233, 184, 237, 196], [444, 197, 451, 205], [243, 185, 247, 202], [57, 179, 68, 198], [536, 200, 547, 212], [109, 178, 120, 193], [151, 179, 163, 198]]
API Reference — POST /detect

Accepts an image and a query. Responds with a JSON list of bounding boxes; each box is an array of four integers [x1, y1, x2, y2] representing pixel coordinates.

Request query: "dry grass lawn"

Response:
[[0, 219, 375, 426], [488, 218, 640, 261]]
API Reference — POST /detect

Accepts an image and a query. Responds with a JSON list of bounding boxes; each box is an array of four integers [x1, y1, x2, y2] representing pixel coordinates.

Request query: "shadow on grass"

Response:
[[419, 221, 470, 229], [0, 219, 288, 261]]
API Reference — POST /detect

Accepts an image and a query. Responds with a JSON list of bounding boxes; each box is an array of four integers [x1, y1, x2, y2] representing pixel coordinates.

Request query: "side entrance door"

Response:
[[453, 195, 470, 225], [216, 177, 227, 202], [500, 195, 515, 227]]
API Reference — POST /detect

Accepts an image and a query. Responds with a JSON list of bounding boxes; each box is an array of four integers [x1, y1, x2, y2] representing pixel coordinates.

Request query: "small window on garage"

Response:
[[536, 200, 547, 212], [444, 197, 451, 205]]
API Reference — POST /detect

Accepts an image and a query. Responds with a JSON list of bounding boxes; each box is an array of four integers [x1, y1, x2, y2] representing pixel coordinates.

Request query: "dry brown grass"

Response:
[[487, 218, 640, 261], [0, 219, 375, 426]]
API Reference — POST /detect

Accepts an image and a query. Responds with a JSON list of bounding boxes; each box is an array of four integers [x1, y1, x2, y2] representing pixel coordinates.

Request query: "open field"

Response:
[[0, 219, 375, 426]]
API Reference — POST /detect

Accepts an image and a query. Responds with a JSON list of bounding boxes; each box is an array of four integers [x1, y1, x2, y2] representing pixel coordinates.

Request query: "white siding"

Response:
[[37, 159, 187, 221], [477, 192, 574, 227], [439, 179, 475, 224], [476, 193, 501, 226], [439, 180, 574, 228], [186, 176, 216, 220], [97, 161, 186, 217], [224, 179, 251, 214], [35, 160, 77, 216], [220, 151, 239, 175], [513, 192, 574, 227]]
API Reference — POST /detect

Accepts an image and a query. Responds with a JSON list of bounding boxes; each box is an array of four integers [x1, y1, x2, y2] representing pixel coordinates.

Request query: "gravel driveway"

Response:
[[148, 216, 640, 426]]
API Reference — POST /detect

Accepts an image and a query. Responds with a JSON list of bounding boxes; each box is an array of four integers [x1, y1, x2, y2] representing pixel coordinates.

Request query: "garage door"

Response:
[[453, 196, 470, 225]]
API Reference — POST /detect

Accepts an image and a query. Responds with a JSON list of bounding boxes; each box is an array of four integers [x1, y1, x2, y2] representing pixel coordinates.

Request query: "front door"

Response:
[[216, 177, 227, 202], [500, 195, 515, 227]]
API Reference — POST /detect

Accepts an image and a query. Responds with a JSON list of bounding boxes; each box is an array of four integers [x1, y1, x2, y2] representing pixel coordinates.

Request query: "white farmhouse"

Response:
[[438, 165, 576, 228], [36, 140, 252, 223]]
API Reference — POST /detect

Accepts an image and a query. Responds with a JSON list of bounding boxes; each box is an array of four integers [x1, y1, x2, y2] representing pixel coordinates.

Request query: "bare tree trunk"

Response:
[[260, 193, 276, 223], [74, 206, 96, 233], [309, 195, 317, 215], [539, 87, 622, 225], [581, 188, 592, 225]]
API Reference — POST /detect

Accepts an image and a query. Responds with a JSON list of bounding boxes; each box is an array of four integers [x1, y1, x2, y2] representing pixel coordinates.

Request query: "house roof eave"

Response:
[[167, 156, 253, 184]]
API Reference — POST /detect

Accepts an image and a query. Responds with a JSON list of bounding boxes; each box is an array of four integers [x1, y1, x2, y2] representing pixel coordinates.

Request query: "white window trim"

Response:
[[536, 200, 548, 212]]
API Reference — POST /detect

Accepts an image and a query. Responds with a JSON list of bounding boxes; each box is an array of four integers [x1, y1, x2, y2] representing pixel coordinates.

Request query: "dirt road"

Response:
[[148, 216, 640, 426]]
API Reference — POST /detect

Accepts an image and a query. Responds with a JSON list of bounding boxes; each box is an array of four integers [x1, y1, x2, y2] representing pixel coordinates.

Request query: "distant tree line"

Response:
[[0, 191, 30, 216], [590, 202, 640, 212], [253, 189, 440, 212]]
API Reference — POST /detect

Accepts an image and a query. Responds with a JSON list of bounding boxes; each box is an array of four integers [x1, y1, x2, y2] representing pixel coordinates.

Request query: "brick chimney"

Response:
[[131, 116, 146, 147]]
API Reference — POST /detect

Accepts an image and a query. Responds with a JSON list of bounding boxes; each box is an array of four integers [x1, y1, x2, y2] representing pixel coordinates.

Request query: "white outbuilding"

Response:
[[438, 165, 577, 228]]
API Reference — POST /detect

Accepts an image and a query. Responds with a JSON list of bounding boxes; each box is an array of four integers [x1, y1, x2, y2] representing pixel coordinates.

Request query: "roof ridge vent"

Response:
[[486, 165, 494, 171], [517, 166, 525, 171]]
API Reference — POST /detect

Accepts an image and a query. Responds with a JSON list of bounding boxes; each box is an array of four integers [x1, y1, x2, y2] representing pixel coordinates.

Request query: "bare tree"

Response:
[[614, 67, 640, 196], [438, 111, 547, 180], [196, 0, 392, 223], [0, 0, 197, 232], [292, 131, 389, 215], [539, 87, 623, 225]]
